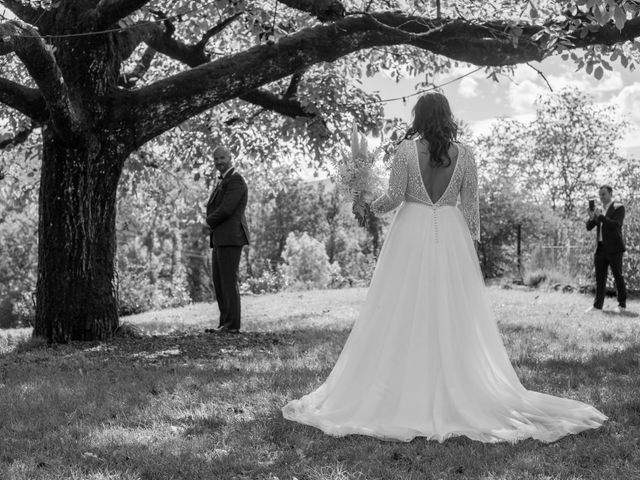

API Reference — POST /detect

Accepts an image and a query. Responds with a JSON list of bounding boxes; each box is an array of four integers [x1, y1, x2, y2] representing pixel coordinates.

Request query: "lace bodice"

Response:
[[371, 139, 480, 241]]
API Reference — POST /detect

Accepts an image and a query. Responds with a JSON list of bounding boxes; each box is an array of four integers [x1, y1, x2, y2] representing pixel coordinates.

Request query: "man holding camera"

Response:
[[586, 185, 627, 313]]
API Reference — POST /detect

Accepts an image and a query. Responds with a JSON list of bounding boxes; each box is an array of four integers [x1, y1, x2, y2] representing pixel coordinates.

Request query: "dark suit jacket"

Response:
[[586, 202, 625, 254], [206, 168, 250, 247]]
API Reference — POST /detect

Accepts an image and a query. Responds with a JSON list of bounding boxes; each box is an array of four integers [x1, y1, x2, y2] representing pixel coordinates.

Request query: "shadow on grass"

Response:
[[515, 343, 640, 387], [2, 326, 639, 480], [0, 328, 349, 362], [499, 323, 560, 339], [498, 323, 546, 333], [601, 309, 640, 318]]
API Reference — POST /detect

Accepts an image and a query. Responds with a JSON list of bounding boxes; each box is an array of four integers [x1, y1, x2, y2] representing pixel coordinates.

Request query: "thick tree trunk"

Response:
[[34, 128, 126, 342]]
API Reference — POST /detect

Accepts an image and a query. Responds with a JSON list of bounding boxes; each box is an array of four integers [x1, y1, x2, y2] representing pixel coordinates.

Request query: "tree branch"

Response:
[[277, 0, 346, 22], [118, 46, 156, 88], [195, 12, 243, 49], [118, 11, 640, 146], [0, 77, 47, 121], [0, 0, 46, 25], [526, 62, 553, 91], [91, 0, 153, 28], [0, 20, 80, 136], [0, 120, 36, 150], [120, 18, 208, 67], [239, 89, 313, 118], [284, 71, 304, 99], [115, 13, 317, 119], [239, 88, 330, 138], [571, 16, 640, 48], [119, 11, 243, 68]]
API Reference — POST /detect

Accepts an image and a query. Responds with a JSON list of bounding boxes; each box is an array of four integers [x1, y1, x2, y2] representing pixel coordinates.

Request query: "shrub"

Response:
[[620, 200, 640, 292], [0, 297, 20, 329], [523, 268, 572, 289], [240, 268, 284, 294], [328, 225, 377, 286], [0, 202, 37, 328], [116, 235, 191, 316], [116, 269, 154, 316], [0, 292, 34, 329], [327, 261, 348, 289], [281, 232, 331, 290]]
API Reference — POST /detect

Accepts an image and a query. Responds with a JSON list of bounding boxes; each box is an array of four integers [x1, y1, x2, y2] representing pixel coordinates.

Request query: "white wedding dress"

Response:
[[282, 140, 607, 443]]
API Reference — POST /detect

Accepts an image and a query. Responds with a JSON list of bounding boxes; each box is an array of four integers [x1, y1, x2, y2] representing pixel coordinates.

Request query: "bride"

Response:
[[282, 92, 607, 443]]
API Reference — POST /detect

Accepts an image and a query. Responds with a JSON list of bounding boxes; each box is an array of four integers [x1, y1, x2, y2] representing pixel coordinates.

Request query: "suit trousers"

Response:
[[211, 245, 244, 330], [594, 243, 627, 309]]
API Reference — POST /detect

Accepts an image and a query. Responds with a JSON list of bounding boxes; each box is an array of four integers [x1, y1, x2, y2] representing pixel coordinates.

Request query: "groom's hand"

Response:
[[593, 207, 602, 219]]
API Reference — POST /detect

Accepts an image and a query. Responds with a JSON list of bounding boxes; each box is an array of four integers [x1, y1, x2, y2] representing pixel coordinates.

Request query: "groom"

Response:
[[205, 146, 250, 333], [585, 185, 626, 313]]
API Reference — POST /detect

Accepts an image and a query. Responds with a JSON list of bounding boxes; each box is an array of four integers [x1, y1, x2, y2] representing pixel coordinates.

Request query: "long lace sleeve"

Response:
[[371, 141, 408, 215], [460, 147, 480, 242]]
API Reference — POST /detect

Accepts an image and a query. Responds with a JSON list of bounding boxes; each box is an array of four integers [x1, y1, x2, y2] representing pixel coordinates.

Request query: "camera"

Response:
[[589, 199, 595, 211]]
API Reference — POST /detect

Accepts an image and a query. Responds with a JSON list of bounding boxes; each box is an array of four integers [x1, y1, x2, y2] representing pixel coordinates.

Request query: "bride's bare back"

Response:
[[415, 139, 459, 204]]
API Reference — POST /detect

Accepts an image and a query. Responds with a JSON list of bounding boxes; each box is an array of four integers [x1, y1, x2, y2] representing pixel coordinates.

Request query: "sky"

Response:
[[361, 54, 640, 158]]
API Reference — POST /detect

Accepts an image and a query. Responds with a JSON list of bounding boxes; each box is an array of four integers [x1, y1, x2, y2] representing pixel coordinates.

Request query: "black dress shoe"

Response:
[[216, 323, 239, 334], [204, 324, 227, 333]]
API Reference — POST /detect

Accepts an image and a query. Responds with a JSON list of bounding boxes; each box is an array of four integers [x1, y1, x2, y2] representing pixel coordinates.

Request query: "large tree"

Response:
[[1, 0, 640, 342]]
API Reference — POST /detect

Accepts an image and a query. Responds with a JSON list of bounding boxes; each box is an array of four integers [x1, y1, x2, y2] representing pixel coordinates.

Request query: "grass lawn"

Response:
[[0, 287, 639, 480]]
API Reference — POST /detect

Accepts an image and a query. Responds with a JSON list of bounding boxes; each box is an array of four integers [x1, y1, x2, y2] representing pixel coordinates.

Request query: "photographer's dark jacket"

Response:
[[586, 202, 625, 254], [206, 168, 250, 248]]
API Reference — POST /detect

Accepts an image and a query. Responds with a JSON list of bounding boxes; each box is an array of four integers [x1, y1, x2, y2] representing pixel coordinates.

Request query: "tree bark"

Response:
[[277, 0, 346, 22], [34, 128, 127, 342], [0, 0, 46, 25], [0, 78, 47, 121], [11, 0, 138, 342]]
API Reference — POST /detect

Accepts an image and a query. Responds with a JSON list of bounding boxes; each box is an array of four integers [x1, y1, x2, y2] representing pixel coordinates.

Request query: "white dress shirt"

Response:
[[220, 166, 234, 179], [598, 200, 613, 242]]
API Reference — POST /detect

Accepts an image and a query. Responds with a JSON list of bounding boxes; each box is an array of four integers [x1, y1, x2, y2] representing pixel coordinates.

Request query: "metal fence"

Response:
[[526, 244, 591, 279]]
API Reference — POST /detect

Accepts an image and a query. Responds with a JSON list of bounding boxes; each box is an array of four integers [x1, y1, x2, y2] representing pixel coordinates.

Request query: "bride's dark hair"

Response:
[[404, 92, 458, 167]]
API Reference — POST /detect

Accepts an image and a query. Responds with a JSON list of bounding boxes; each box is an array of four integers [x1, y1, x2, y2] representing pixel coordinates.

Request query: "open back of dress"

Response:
[[415, 140, 459, 205]]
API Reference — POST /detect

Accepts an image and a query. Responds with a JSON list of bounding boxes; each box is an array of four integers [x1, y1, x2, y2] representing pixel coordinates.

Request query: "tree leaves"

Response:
[[530, 6, 539, 20], [614, 4, 628, 31], [2, 1, 640, 166], [593, 65, 603, 79], [473, 88, 628, 217]]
